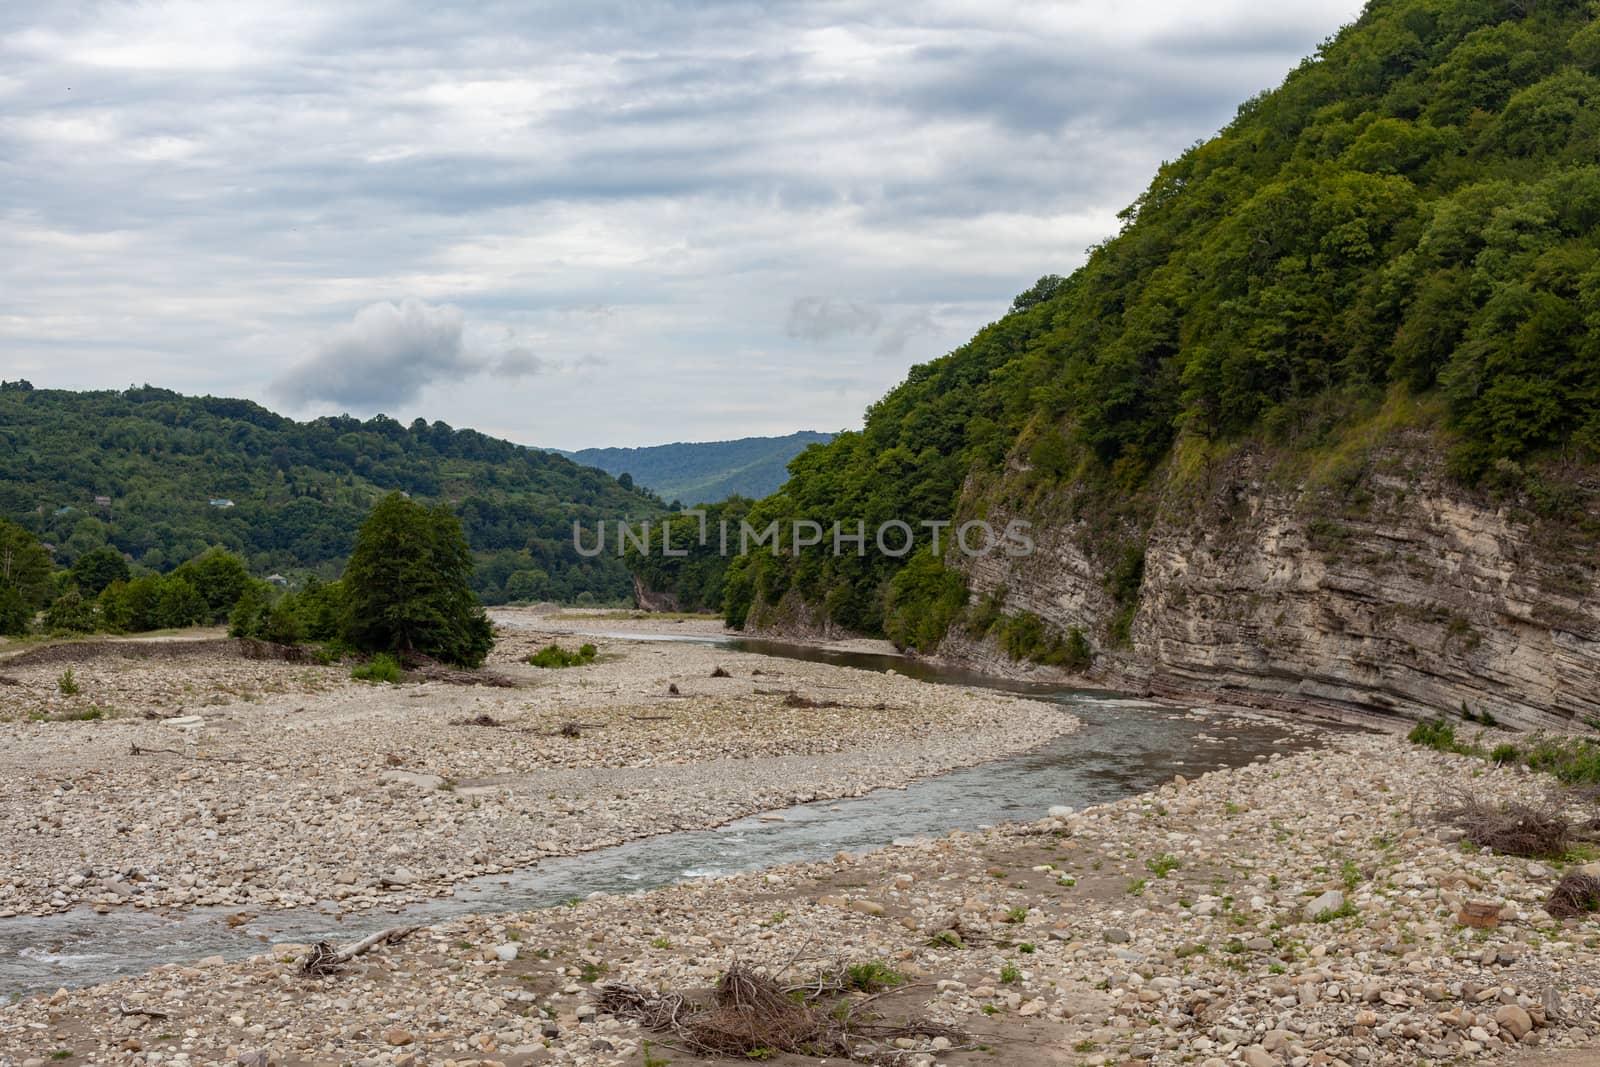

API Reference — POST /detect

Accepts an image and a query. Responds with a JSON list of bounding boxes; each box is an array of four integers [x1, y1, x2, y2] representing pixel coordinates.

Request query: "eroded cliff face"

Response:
[[951, 434, 1600, 731]]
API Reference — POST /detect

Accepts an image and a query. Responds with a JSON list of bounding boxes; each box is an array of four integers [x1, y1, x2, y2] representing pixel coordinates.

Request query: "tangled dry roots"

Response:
[[600, 961, 965, 1063], [1436, 792, 1572, 859], [1547, 871, 1600, 919]]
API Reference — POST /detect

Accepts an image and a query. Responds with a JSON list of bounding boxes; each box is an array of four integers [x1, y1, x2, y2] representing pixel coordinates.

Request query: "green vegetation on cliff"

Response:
[[0, 383, 662, 604], [704, 0, 1600, 654]]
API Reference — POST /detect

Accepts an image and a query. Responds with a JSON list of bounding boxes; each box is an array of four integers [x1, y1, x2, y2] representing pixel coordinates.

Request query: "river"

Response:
[[0, 630, 1326, 997]]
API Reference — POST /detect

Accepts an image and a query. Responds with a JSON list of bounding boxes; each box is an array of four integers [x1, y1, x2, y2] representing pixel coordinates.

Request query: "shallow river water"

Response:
[[0, 631, 1327, 996]]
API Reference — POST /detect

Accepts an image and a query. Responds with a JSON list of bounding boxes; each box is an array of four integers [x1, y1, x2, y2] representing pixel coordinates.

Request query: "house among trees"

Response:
[[93, 495, 111, 507], [266, 573, 288, 586], [208, 498, 236, 508]]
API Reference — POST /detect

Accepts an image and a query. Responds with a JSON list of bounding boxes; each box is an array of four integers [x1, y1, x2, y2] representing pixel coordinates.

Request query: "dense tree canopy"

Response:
[[0, 386, 662, 603], [698, 0, 1600, 648]]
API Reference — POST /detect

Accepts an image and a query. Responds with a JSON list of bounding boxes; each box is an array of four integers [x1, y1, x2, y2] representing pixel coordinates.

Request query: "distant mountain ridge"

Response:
[[552, 431, 834, 504]]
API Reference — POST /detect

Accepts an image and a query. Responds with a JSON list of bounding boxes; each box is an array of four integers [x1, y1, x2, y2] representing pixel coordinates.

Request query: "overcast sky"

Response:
[[0, 0, 1366, 449]]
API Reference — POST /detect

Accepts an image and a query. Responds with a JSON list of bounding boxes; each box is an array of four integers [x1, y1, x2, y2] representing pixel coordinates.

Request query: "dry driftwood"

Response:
[[1547, 871, 1600, 918], [1436, 791, 1572, 859], [301, 925, 419, 976], [600, 959, 969, 1064], [117, 1003, 170, 1020], [128, 742, 251, 764]]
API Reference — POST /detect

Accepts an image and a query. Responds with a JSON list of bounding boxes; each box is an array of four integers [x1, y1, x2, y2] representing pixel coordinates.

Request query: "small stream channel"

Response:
[[0, 631, 1326, 997]]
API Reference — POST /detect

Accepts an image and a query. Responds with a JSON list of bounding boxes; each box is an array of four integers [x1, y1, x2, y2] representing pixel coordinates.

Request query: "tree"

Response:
[[173, 549, 253, 621], [152, 577, 207, 630], [70, 546, 130, 596], [0, 585, 30, 636], [341, 493, 493, 667], [1009, 274, 1067, 314], [0, 520, 51, 634]]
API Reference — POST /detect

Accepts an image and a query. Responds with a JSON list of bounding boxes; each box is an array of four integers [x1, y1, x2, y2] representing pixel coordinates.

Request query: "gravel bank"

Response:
[[0, 627, 1073, 919], [5, 732, 1599, 1066]]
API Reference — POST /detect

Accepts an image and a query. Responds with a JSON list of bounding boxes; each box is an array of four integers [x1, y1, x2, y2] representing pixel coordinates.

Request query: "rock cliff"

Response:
[[949, 433, 1600, 732]]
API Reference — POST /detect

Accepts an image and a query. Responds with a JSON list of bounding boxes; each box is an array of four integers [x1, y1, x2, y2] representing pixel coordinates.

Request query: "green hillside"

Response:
[[655, 0, 1600, 644], [553, 431, 834, 505], [0, 382, 662, 604]]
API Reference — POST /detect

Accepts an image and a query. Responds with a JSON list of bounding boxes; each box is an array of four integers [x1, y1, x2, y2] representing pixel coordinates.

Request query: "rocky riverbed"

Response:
[[4, 730, 1599, 1066], [0, 625, 1072, 919]]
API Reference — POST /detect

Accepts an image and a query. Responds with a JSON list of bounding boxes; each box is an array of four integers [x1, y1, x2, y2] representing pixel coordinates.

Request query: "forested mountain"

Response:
[[636, 0, 1600, 729], [0, 383, 661, 604], [551, 431, 834, 505]]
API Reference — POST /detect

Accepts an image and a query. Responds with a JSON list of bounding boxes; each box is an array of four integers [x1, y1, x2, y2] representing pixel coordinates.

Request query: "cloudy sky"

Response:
[[0, 0, 1365, 449]]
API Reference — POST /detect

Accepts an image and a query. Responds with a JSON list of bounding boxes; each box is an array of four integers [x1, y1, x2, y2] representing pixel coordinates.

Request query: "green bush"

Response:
[[842, 961, 906, 993], [351, 653, 404, 684], [965, 585, 1007, 638], [1407, 718, 1467, 753], [57, 669, 80, 696], [996, 613, 1093, 672], [1489, 742, 1522, 765], [42, 592, 97, 635], [1522, 736, 1600, 785], [527, 643, 598, 668]]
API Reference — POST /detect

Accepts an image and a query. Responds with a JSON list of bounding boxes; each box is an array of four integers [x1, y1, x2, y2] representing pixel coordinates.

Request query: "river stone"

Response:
[[1495, 1004, 1533, 1040], [380, 770, 445, 791], [380, 867, 417, 887], [1304, 890, 1344, 920], [1243, 1046, 1279, 1067]]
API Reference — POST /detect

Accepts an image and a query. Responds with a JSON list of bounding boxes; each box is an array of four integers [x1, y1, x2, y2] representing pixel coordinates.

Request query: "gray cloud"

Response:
[[0, 0, 1367, 446], [494, 347, 545, 378], [274, 299, 477, 409], [786, 299, 883, 342], [875, 311, 941, 359]]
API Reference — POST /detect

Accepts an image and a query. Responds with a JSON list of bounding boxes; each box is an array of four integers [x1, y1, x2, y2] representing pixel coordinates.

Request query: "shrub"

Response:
[[842, 961, 905, 993], [351, 653, 404, 684], [43, 592, 98, 635], [997, 613, 1093, 672], [1490, 742, 1523, 765], [527, 643, 597, 668], [57, 668, 80, 696], [1145, 854, 1181, 878], [1408, 718, 1468, 753], [1523, 736, 1600, 785], [965, 585, 1006, 637]]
